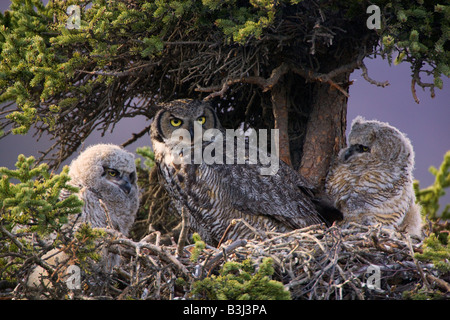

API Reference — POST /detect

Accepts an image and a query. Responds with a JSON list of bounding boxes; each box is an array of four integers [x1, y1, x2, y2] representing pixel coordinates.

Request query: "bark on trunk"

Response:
[[271, 82, 292, 166], [298, 73, 349, 190]]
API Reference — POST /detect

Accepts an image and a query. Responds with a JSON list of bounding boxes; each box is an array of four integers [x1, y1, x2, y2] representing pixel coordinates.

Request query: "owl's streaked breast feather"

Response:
[[151, 100, 343, 245], [325, 116, 422, 236]]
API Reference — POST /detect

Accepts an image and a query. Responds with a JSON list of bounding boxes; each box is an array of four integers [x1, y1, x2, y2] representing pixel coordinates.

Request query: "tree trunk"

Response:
[[298, 73, 349, 190], [267, 71, 349, 191], [271, 82, 292, 166]]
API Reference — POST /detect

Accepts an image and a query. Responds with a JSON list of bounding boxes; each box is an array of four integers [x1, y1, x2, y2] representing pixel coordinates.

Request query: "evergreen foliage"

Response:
[[135, 146, 155, 175], [191, 257, 291, 300], [414, 151, 450, 274], [414, 151, 450, 220], [415, 233, 450, 272], [380, 0, 449, 94], [0, 0, 449, 300], [0, 154, 83, 236], [0, 154, 104, 288], [190, 232, 206, 263], [0, 0, 447, 165]]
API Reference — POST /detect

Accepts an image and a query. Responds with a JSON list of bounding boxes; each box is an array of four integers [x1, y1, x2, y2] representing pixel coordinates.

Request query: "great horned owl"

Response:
[[27, 144, 139, 288], [150, 99, 342, 246], [66, 143, 139, 236], [325, 116, 422, 236]]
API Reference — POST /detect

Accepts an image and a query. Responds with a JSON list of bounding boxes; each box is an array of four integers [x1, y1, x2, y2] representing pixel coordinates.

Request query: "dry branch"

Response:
[[10, 222, 449, 300], [196, 60, 369, 100], [108, 224, 447, 299], [359, 60, 389, 88]]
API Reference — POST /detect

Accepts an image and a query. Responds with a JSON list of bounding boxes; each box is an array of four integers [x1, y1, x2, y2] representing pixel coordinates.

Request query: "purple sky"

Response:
[[1, 2, 449, 206], [347, 58, 450, 192]]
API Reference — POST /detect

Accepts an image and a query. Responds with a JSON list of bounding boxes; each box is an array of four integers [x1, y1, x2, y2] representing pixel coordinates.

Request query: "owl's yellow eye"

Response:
[[197, 116, 206, 125], [108, 170, 118, 177], [170, 118, 183, 127], [362, 146, 369, 152]]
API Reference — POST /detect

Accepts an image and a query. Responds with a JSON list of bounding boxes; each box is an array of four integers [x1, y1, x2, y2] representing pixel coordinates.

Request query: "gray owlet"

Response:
[[150, 99, 342, 246], [66, 143, 139, 236], [325, 116, 422, 236], [27, 144, 139, 288]]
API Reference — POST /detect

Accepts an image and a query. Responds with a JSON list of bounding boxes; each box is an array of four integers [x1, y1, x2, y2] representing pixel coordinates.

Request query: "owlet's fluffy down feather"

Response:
[[27, 144, 139, 288], [66, 143, 139, 236], [325, 116, 422, 236]]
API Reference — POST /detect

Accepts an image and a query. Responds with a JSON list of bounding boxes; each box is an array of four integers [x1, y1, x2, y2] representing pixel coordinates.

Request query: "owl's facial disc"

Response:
[[343, 144, 371, 161], [167, 114, 207, 146], [102, 167, 134, 194]]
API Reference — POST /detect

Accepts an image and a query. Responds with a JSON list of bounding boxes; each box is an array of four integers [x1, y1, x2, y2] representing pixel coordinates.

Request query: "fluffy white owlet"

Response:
[[150, 99, 342, 246], [325, 116, 422, 236], [66, 143, 139, 236], [27, 144, 139, 288]]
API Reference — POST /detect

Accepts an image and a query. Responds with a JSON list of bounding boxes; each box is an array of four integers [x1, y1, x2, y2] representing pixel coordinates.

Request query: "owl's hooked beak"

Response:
[[189, 121, 204, 146], [343, 146, 357, 161], [188, 124, 195, 143], [117, 175, 132, 194]]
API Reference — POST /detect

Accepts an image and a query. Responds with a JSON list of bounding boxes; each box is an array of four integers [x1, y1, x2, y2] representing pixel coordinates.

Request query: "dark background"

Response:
[[1, 2, 449, 207]]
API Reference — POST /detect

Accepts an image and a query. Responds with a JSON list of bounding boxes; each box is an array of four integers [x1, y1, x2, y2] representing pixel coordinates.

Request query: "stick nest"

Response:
[[14, 221, 448, 300]]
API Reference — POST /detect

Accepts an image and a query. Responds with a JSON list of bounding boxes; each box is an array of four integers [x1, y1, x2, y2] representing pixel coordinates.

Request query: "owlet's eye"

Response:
[[362, 146, 370, 152], [170, 118, 183, 127], [107, 169, 119, 177], [197, 116, 206, 125]]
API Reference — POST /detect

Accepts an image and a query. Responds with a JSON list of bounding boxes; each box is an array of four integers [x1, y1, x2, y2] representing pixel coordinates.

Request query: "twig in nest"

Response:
[[426, 274, 450, 293], [405, 234, 431, 291], [204, 239, 248, 272], [0, 224, 57, 278], [336, 264, 365, 300], [370, 231, 395, 254], [232, 218, 268, 240], [103, 228, 190, 277], [176, 207, 190, 257], [217, 220, 237, 248]]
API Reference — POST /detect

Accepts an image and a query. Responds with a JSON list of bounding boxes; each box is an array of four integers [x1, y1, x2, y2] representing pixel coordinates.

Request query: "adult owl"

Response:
[[325, 116, 422, 236], [65, 143, 139, 236], [150, 99, 342, 246]]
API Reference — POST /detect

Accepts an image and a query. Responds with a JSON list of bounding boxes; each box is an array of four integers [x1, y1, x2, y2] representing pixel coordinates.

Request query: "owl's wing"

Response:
[[213, 160, 328, 229]]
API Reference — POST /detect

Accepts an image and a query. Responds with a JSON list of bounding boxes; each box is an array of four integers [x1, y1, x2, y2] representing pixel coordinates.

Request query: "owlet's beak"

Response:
[[118, 175, 132, 194], [343, 145, 358, 161]]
